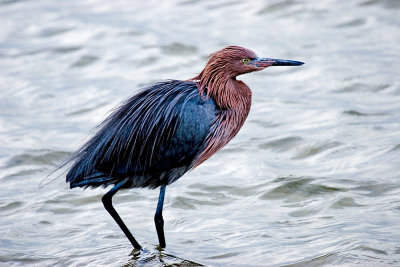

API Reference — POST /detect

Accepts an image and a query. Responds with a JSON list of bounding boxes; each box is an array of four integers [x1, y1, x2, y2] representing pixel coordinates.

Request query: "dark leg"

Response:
[[154, 186, 166, 248], [102, 179, 141, 250]]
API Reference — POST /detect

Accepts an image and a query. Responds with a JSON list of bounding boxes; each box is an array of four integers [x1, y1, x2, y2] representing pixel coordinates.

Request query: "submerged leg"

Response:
[[154, 186, 166, 248], [102, 178, 141, 250]]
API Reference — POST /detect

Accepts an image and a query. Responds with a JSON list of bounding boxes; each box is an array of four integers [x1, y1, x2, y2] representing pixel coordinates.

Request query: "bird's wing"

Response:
[[66, 80, 216, 189]]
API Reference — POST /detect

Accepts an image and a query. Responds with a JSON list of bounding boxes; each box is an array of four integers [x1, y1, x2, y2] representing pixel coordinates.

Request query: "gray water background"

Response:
[[1, 0, 400, 266]]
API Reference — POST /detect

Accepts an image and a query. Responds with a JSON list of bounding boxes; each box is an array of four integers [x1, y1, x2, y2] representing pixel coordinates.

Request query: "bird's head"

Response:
[[202, 46, 304, 78], [191, 46, 304, 106]]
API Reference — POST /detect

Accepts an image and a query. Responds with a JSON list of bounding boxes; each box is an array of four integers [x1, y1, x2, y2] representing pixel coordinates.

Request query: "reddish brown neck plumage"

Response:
[[190, 47, 254, 167]]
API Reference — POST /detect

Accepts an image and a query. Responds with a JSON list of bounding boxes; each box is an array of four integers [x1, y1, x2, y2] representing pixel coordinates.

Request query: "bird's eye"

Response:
[[242, 58, 250, 64]]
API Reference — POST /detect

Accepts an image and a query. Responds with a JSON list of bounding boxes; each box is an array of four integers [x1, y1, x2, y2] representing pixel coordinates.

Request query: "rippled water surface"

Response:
[[1, 0, 400, 266]]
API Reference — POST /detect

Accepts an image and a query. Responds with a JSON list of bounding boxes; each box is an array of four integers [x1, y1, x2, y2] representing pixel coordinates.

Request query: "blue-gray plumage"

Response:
[[67, 80, 216, 190], [65, 46, 304, 250]]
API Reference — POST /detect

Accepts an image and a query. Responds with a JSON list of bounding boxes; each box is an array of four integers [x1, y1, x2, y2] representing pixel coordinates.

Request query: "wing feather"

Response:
[[66, 80, 216, 189]]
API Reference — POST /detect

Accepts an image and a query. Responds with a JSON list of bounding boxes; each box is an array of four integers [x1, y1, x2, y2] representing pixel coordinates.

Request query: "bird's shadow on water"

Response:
[[124, 246, 203, 267]]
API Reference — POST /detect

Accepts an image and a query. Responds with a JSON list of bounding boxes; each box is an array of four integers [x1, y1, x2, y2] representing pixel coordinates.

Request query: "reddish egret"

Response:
[[66, 46, 304, 249]]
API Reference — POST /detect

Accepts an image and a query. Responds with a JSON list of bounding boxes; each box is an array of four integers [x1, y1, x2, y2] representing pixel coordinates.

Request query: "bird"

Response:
[[65, 46, 304, 250]]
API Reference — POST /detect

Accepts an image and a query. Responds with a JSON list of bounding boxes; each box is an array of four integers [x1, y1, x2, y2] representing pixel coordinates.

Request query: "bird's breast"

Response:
[[192, 90, 251, 167]]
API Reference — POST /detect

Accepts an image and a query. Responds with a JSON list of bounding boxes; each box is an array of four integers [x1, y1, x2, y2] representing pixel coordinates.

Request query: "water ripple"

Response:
[[259, 177, 346, 202], [1, 0, 400, 266], [4, 149, 69, 168]]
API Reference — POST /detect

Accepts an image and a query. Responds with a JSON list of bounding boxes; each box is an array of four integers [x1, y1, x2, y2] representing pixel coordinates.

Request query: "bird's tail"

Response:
[[68, 172, 118, 189]]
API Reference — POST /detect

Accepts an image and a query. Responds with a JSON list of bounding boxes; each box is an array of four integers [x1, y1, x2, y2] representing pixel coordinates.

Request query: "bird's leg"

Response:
[[102, 178, 142, 250], [154, 185, 166, 248]]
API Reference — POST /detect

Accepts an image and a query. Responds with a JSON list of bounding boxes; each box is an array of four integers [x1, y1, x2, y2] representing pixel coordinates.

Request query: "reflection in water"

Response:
[[126, 248, 203, 267]]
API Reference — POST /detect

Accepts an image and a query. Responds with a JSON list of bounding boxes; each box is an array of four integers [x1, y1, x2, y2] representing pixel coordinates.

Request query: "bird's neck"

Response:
[[194, 72, 252, 112], [191, 74, 252, 167]]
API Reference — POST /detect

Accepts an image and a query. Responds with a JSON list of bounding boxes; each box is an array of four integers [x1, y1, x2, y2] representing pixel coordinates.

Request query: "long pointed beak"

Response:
[[251, 57, 304, 68]]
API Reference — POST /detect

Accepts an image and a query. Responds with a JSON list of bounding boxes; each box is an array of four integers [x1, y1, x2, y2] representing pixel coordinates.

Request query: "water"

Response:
[[1, 0, 400, 266]]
